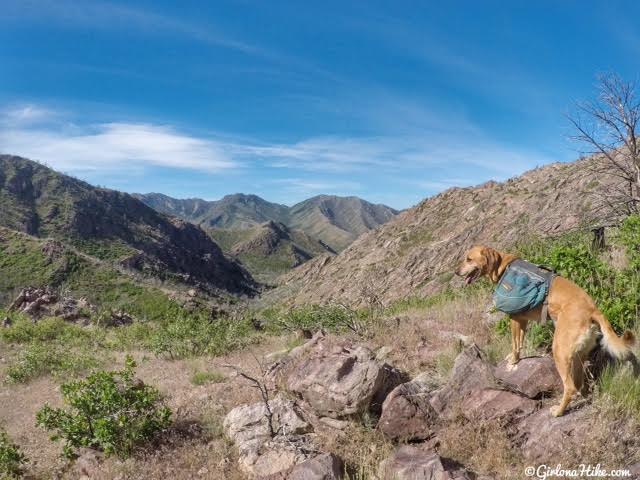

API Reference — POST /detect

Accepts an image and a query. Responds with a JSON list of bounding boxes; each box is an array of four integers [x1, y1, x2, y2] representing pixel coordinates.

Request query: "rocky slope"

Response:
[[136, 193, 399, 252], [207, 221, 335, 283], [0, 155, 256, 296], [279, 157, 615, 306]]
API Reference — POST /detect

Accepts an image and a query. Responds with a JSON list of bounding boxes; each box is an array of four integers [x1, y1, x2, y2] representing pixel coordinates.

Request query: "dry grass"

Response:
[[438, 415, 521, 480], [318, 420, 394, 480]]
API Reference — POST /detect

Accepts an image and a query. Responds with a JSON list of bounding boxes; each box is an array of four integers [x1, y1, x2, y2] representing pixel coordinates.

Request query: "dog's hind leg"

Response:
[[550, 314, 590, 417]]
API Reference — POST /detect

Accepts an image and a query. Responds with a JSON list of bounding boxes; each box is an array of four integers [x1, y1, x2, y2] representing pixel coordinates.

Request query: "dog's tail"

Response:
[[591, 309, 635, 359]]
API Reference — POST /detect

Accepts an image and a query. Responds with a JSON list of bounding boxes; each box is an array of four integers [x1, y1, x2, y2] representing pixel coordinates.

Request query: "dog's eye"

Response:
[[466, 257, 471, 262]]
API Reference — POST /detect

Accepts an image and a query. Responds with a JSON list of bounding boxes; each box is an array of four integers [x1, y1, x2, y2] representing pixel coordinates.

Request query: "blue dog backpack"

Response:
[[493, 259, 555, 315]]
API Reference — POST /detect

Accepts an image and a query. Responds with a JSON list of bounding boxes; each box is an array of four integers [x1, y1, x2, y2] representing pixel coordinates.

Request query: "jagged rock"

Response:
[[460, 388, 538, 421], [41, 239, 65, 260], [379, 445, 472, 480], [8, 286, 96, 323], [516, 407, 591, 461], [286, 342, 403, 418], [224, 396, 314, 477], [378, 373, 438, 441], [430, 344, 495, 414], [259, 453, 344, 479], [494, 356, 562, 399], [99, 310, 134, 327]]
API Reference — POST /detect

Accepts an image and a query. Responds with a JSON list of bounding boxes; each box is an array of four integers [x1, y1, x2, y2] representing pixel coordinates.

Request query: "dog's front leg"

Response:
[[507, 317, 528, 367]]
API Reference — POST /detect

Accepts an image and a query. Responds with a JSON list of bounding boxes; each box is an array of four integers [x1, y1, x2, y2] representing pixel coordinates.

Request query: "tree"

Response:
[[569, 73, 640, 219]]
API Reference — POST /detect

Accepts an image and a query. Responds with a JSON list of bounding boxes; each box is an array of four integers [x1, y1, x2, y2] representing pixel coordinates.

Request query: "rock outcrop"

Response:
[[379, 445, 471, 480], [286, 342, 403, 418]]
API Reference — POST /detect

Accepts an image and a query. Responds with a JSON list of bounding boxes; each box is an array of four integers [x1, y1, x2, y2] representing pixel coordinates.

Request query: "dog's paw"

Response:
[[549, 405, 564, 417], [505, 353, 520, 369]]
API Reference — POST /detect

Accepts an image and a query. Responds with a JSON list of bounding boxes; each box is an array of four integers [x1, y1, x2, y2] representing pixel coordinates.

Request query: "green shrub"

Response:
[[190, 370, 225, 386], [595, 365, 640, 421], [517, 231, 640, 333], [0, 316, 93, 346], [6, 343, 101, 383], [149, 314, 257, 359], [36, 356, 171, 458], [263, 304, 369, 334], [0, 429, 27, 478], [618, 215, 640, 269]]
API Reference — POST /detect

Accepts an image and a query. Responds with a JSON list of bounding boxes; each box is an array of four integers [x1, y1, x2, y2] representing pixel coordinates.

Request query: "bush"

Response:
[[6, 343, 100, 383], [0, 429, 27, 478], [149, 314, 257, 359], [36, 356, 171, 458]]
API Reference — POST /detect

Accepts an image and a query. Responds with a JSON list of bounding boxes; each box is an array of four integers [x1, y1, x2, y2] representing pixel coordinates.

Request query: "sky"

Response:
[[1, 1, 639, 209]]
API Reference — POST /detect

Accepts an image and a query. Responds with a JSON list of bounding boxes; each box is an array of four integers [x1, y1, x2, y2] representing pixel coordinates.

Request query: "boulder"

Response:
[[287, 343, 402, 418], [379, 445, 471, 480], [494, 356, 561, 399], [516, 407, 591, 461], [460, 388, 538, 421], [378, 373, 438, 441], [259, 452, 344, 480], [224, 396, 314, 477], [430, 344, 495, 414]]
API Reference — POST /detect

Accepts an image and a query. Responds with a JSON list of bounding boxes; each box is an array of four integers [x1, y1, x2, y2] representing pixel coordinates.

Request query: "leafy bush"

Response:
[[36, 356, 171, 458], [149, 314, 258, 359], [517, 227, 640, 333], [618, 215, 640, 269], [263, 304, 369, 334], [6, 343, 101, 383], [0, 429, 27, 478]]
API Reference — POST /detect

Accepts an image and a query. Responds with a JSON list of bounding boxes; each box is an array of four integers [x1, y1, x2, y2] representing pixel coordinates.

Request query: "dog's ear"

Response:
[[481, 246, 501, 277]]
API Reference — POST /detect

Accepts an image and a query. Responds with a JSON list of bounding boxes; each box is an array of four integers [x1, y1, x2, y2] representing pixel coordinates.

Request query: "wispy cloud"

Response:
[[0, 120, 235, 173], [3, 0, 262, 55], [0, 103, 555, 194]]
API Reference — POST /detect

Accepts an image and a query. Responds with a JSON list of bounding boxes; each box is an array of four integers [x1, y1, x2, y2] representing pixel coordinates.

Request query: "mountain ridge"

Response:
[[0, 155, 257, 296], [135, 192, 399, 252]]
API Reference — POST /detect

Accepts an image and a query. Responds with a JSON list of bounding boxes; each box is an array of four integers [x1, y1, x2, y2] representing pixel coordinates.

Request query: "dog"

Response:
[[455, 245, 635, 417]]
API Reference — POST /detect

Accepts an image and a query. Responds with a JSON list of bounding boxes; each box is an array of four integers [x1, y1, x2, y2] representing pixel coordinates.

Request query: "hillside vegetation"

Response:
[[0, 155, 256, 296], [207, 221, 334, 283]]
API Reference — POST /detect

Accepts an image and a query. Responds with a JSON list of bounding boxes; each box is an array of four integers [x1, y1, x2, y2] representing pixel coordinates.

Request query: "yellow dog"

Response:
[[456, 245, 635, 417]]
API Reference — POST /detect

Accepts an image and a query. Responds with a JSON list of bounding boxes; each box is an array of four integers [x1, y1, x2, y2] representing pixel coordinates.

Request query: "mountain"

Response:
[[287, 195, 399, 251], [278, 157, 616, 306], [0, 155, 257, 296], [207, 221, 335, 283], [134, 193, 290, 229], [135, 193, 399, 252]]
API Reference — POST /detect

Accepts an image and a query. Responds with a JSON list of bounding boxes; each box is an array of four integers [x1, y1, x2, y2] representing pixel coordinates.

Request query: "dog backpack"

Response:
[[493, 259, 555, 315]]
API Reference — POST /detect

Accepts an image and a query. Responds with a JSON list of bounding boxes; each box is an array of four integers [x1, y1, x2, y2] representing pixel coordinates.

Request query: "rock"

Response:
[[460, 388, 538, 421], [318, 417, 349, 430], [494, 356, 561, 399], [223, 396, 314, 477], [287, 343, 403, 418], [376, 345, 393, 361], [7, 286, 96, 323], [516, 407, 590, 461], [259, 452, 344, 479], [224, 396, 312, 447], [378, 373, 438, 441], [1, 316, 11, 328], [379, 445, 471, 480], [187, 288, 198, 297], [41, 239, 65, 259], [430, 344, 495, 414]]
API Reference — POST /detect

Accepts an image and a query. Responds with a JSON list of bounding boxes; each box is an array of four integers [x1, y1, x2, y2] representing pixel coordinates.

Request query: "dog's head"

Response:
[[455, 245, 501, 285]]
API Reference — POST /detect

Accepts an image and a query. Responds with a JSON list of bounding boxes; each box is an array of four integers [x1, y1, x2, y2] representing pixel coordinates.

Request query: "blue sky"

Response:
[[1, 0, 639, 209]]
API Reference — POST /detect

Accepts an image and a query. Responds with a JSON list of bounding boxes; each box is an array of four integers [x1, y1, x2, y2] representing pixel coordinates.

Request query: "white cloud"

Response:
[[0, 121, 235, 173], [0, 103, 555, 184]]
